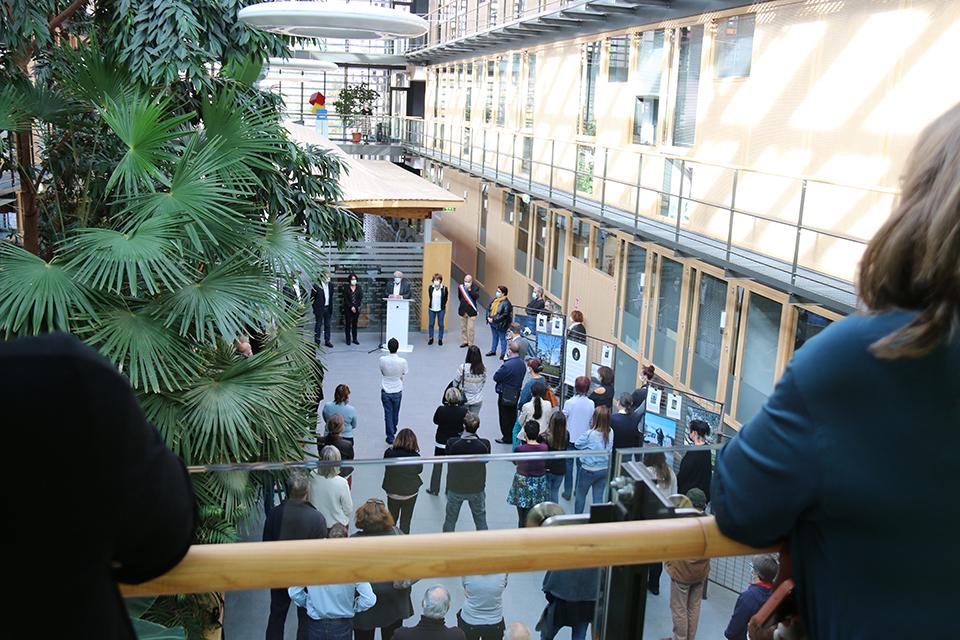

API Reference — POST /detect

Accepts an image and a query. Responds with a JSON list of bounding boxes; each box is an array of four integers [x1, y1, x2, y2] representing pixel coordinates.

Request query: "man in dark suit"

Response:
[[263, 473, 328, 640], [492, 341, 526, 444], [311, 276, 335, 348], [393, 586, 466, 640], [385, 270, 413, 299], [457, 274, 481, 347]]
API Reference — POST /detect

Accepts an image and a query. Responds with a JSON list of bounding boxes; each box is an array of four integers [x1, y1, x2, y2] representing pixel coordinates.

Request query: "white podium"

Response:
[[383, 297, 413, 352]]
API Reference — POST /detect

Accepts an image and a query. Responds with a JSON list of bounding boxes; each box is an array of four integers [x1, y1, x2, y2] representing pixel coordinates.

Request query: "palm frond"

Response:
[[81, 305, 201, 393], [0, 243, 97, 337], [0, 85, 31, 132], [156, 260, 281, 341], [100, 92, 193, 195], [62, 216, 191, 296], [254, 216, 326, 279], [200, 87, 286, 177], [137, 391, 192, 460], [56, 43, 135, 108]]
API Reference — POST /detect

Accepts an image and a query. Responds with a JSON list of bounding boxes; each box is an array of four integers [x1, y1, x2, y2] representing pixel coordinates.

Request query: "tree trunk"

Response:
[[14, 128, 39, 255]]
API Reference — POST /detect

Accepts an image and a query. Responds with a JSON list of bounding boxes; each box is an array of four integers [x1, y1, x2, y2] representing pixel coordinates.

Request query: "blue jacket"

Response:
[[493, 355, 526, 395], [724, 582, 772, 640], [713, 312, 960, 640]]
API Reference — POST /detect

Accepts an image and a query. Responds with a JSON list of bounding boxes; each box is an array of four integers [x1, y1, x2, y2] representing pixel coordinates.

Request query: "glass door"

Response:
[[548, 211, 568, 302]]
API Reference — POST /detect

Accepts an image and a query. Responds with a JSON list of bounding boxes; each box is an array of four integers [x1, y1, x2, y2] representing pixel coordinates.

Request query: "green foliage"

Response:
[[333, 83, 380, 130]]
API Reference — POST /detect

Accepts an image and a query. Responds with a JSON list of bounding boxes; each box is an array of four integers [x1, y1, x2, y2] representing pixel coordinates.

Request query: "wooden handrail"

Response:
[[120, 516, 771, 597]]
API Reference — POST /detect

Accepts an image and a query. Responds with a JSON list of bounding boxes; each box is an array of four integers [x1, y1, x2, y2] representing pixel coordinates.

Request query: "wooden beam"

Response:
[[119, 517, 769, 597]]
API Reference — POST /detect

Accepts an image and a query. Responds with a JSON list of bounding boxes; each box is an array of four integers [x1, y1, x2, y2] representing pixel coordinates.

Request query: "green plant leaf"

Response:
[[131, 617, 186, 640], [126, 597, 158, 619], [200, 87, 286, 178], [100, 92, 194, 195], [81, 305, 201, 393], [0, 85, 31, 133], [254, 216, 326, 279], [0, 243, 97, 337], [62, 216, 191, 296]]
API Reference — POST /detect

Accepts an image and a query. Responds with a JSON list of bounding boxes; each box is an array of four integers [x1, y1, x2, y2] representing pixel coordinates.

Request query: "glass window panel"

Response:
[[672, 25, 704, 148], [515, 198, 530, 273], [512, 53, 521, 86], [532, 206, 547, 284], [633, 96, 659, 145], [484, 61, 495, 123], [593, 228, 617, 276], [653, 258, 683, 375], [619, 244, 647, 351], [476, 248, 486, 284], [521, 136, 533, 174], [635, 29, 665, 94], [644, 253, 659, 358], [497, 57, 508, 126], [736, 293, 782, 423], [690, 274, 727, 399], [479, 183, 489, 246], [576, 145, 594, 193], [607, 35, 629, 83], [795, 309, 832, 351], [465, 86, 472, 120], [503, 192, 515, 224], [572, 220, 590, 263], [714, 14, 755, 78], [614, 348, 638, 401], [550, 215, 567, 298], [525, 53, 537, 128], [462, 127, 471, 158], [579, 42, 600, 135]]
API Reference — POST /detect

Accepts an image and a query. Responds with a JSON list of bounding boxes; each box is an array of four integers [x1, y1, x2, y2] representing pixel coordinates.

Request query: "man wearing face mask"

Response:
[[427, 273, 449, 346], [457, 275, 480, 348], [342, 273, 363, 345], [311, 274, 335, 349], [528, 286, 546, 312], [385, 271, 413, 300]]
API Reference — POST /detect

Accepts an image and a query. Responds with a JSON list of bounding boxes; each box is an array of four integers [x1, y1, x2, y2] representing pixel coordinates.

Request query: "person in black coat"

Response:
[[263, 474, 328, 640], [427, 273, 449, 346], [317, 414, 355, 481], [352, 499, 416, 640], [610, 393, 642, 453], [676, 419, 712, 502], [485, 285, 513, 357], [311, 275, 335, 348], [382, 428, 424, 534], [1, 333, 197, 640], [588, 366, 615, 408], [528, 285, 546, 311], [393, 586, 466, 640], [566, 309, 586, 341], [428, 388, 468, 495], [457, 274, 481, 347], [386, 270, 414, 299], [492, 342, 526, 444], [342, 273, 363, 345]]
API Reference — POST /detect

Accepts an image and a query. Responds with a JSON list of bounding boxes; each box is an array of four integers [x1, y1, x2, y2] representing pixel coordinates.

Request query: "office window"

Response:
[[515, 198, 530, 273], [633, 30, 664, 145], [660, 159, 693, 219], [714, 15, 755, 78], [690, 274, 727, 399], [496, 57, 507, 126], [524, 53, 537, 128], [476, 249, 486, 284], [479, 183, 489, 246], [462, 127, 471, 158], [653, 257, 683, 375], [512, 53, 521, 86], [607, 36, 629, 83], [572, 220, 590, 262], [593, 228, 617, 276], [576, 145, 594, 193], [614, 349, 638, 401], [484, 61, 495, 123], [795, 309, 831, 351], [578, 42, 600, 136], [619, 244, 646, 351], [672, 26, 703, 147], [503, 191, 515, 224], [456, 63, 463, 85], [433, 70, 440, 117], [550, 214, 567, 298], [633, 97, 659, 145], [736, 293, 782, 423], [465, 86, 472, 120], [532, 205, 547, 284], [521, 136, 533, 174], [514, 0, 524, 19]]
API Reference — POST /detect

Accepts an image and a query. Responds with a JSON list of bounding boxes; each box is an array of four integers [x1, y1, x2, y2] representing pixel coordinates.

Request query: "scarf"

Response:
[[459, 283, 477, 312], [489, 294, 506, 317]]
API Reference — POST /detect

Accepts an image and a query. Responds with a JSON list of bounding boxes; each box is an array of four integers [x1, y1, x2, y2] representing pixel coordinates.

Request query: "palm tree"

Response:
[[0, 44, 361, 637]]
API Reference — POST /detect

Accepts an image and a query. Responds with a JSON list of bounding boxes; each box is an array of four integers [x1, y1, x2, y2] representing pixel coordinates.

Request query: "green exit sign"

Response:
[[442, 207, 456, 211]]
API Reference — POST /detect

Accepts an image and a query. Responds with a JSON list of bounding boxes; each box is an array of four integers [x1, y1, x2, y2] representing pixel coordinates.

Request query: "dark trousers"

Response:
[[315, 306, 332, 343], [344, 311, 359, 343], [497, 397, 518, 442], [516, 506, 530, 528], [648, 561, 663, 593], [457, 612, 505, 640], [300, 616, 352, 640], [381, 390, 402, 442], [266, 587, 291, 640], [386, 494, 418, 534], [353, 618, 403, 640], [429, 447, 445, 493]]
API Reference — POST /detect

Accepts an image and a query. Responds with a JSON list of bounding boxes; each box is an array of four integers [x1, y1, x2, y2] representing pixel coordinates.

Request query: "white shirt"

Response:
[[430, 286, 443, 312], [379, 353, 408, 393], [392, 280, 402, 296], [563, 394, 595, 441], [321, 280, 330, 304], [461, 574, 508, 625], [309, 474, 353, 526]]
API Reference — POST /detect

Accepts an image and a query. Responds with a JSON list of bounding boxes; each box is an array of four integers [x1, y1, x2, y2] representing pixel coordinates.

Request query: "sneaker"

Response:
[[485, 351, 496, 356], [438, 339, 443, 345], [428, 338, 434, 345], [495, 438, 510, 445]]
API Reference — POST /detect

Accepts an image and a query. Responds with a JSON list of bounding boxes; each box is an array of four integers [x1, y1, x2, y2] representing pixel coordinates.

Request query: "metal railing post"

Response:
[[298, 72, 305, 124], [600, 147, 609, 218], [529, 139, 534, 191], [674, 159, 686, 242], [495, 130, 501, 181], [791, 179, 808, 286], [725, 169, 738, 262], [634, 153, 643, 231], [549, 138, 555, 199], [510, 132, 516, 186], [482, 129, 487, 175], [573, 147, 578, 209]]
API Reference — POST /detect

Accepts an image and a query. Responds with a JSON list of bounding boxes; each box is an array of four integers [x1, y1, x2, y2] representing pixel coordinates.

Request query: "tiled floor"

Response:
[[223, 318, 739, 640]]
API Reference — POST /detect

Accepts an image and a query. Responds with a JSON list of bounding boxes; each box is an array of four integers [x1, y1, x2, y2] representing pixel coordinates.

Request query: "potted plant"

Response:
[[334, 83, 380, 143]]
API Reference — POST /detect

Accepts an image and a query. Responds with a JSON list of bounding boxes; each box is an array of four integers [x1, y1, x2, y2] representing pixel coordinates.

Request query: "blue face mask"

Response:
[[394, 278, 401, 284]]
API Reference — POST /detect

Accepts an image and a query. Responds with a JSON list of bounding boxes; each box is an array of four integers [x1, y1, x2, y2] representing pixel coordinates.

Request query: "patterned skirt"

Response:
[[507, 473, 550, 508]]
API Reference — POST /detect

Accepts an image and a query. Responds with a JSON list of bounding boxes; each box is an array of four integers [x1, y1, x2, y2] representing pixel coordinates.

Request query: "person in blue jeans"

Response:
[[288, 578, 376, 640], [574, 405, 613, 514], [427, 273, 448, 346], [485, 285, 513, 358], [379, 338, 408, 445]]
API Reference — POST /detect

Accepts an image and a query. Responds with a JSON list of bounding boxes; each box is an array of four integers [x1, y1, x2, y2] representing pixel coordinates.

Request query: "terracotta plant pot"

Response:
[[351, 131, 362, 143]]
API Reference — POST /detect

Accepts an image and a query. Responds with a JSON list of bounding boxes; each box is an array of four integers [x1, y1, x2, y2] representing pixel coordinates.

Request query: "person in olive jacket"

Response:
[[485, 285, 513, 358], [428, 387, 469, 496], [382, 428, 424, 534]]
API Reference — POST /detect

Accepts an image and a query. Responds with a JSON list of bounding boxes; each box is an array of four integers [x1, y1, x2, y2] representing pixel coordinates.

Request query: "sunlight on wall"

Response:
[[790, 8, 928, 131]]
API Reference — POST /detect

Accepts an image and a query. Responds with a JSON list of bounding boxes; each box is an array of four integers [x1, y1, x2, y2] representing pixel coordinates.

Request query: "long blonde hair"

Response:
[[858, 103, 960, 358]]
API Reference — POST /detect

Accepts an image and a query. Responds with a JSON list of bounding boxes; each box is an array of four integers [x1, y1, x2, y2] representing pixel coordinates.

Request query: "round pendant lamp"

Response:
[[239, 1, 429, 40]]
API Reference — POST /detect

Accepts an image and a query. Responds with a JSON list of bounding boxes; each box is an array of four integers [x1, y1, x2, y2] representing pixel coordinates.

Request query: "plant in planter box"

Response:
[[334, 83, 380, 142]]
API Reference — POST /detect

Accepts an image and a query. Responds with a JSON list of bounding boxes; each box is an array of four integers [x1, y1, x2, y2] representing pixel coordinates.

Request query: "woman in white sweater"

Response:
[[310, 445, 353, 528]]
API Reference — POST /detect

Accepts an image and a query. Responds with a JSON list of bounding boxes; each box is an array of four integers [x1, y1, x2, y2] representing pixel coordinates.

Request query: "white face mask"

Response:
[[464, 280, 472, 287], [496, 290, 503, 297], [350, 279, 357, 285], [433, 280, 440, 287], [532, 292, 538, 299]]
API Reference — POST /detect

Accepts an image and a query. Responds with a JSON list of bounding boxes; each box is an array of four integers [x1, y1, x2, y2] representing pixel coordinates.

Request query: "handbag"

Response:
[[499, 384, 520, 406], [544, 385, 559, 407]]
